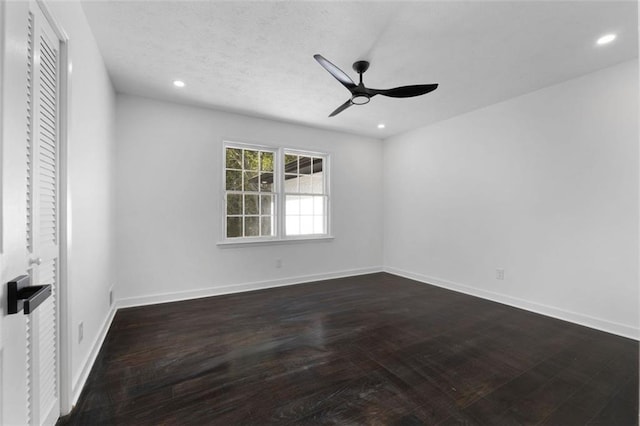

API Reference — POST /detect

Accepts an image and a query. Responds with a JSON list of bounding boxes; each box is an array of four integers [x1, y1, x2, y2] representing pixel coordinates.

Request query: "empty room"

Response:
[[0, 0, 638, 425]]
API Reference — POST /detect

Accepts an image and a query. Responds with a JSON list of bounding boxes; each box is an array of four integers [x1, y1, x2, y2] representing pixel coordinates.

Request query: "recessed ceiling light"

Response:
[[173, 80, 186, 88], [377, 123, 385, 129], [596, 33, 616, 46]]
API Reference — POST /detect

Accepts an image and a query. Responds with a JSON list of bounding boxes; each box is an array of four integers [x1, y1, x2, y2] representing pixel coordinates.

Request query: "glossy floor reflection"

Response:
[[58, 273, 638, 425]]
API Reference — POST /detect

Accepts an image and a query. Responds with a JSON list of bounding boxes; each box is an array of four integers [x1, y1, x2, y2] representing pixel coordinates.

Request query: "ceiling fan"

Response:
[[314, 54, 438, 117]]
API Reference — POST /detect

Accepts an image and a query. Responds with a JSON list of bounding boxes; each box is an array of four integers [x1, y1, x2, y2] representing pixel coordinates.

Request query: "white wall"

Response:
[[383, 60, 639, 339], [44, 0, 116, 405], [114, 94, 383, 304]]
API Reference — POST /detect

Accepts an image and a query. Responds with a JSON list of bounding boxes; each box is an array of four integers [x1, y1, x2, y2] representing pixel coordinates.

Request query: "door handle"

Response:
[[29, 257, 42, 266], [7, 275, 52, 315]]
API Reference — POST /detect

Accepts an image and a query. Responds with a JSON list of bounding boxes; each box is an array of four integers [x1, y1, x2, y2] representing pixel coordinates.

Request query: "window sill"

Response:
[[217, 235, 335, 248]]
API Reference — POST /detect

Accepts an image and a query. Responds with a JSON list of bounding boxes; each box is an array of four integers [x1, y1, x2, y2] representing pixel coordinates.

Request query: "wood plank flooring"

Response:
[[58, 273, 638, 425]]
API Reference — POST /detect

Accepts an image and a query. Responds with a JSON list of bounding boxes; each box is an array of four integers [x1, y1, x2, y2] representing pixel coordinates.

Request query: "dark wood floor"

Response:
[[58, 273, 638, 425]]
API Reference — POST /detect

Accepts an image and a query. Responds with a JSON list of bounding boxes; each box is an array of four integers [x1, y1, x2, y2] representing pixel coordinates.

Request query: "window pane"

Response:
[[299, 175, 313, 193], [227, 217, 242, 238], [226, 170, 242, 191], [260, 173, 273, 192], [286, 195, 300, 215], [300, 216, 313, 235], [244, 149, 259, 170], [312, 157, 323, 173], [285, 154, 298, 173], [313, 216, 325, 234], [261, 216, 272, 236], [260, 195, 272, 215], [226, 148, 242, 169], [243, 171, 259, 191], [244, 194, 259, 215], [227, 194, 242, 215], [300, 196, 313, 215], [286, 215, 300, 235], [299, 156, 312, 174], [311, 174, 323, 194], [244, 217, 259, 237], [284, 174, 298, 192], [260, 151, 274, 171], [313, 196, 325, 216]]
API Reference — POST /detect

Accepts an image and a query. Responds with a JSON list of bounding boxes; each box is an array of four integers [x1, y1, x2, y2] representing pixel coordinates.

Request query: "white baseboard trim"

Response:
[[71, 305, 117, 406], [384, 266, 639, 341], [116, 266, 384, 309]]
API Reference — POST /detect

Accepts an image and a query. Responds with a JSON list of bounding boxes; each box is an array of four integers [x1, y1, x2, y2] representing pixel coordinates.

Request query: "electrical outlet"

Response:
[[78, 322, 84, 343], [276, 259, 282, 269], [496, 268, 505, 280]]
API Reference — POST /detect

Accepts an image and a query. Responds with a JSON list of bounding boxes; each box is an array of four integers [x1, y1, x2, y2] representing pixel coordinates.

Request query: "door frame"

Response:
[[0, 0, 4, 418], [35, 0, 72, 417]]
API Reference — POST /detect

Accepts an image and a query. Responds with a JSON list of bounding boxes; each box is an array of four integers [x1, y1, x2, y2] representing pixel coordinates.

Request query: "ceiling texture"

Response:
[[82, 1, 638, 138]]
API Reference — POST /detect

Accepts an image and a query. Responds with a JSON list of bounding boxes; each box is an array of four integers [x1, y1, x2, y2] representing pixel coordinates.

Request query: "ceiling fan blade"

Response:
[[314, 54, 356, 92], [367, 84, 438, 98], [329, 99, 353, 117]]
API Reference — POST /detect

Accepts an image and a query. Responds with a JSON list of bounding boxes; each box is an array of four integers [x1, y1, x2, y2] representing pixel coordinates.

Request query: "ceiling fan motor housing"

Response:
[[353, 60, 370, 74]]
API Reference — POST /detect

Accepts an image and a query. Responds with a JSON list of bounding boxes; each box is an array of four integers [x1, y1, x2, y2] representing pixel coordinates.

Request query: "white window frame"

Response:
[[220, 141, 332, 245]]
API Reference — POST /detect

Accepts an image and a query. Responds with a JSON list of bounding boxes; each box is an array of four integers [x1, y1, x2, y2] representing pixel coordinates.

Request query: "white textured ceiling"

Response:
[[82, 1, 637, 138]]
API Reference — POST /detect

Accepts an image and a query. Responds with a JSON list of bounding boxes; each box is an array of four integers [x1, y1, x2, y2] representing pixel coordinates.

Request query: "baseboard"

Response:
[[384, 266, 639, 341], [71, 305, 116, 405], [117, 266, 384, 309]]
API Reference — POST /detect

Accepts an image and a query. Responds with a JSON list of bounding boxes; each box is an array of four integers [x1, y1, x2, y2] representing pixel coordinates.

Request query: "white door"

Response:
[[1, 1, 61, 425]]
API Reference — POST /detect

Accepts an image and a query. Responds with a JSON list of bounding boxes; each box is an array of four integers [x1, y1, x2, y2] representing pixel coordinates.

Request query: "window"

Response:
[[223, 143, 329, 242], [283, 152, 326, 236], [225, 145, 276, 238]]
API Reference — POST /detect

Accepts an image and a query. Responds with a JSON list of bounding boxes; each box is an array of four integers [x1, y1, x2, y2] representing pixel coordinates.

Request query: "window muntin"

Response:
[[223, 143, 329, 241]]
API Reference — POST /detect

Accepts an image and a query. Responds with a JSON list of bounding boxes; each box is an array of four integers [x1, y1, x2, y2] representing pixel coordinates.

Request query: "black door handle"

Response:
[[7, 275, 52, 315]]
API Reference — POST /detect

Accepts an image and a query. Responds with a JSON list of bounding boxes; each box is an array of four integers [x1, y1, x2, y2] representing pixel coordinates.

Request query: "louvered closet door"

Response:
[[25, 4, 61, 425]]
